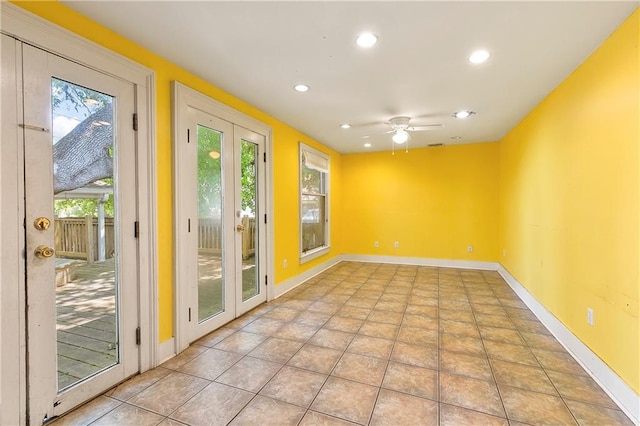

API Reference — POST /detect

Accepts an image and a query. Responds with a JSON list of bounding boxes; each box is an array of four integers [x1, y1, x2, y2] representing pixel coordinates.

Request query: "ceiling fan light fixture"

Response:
[[356, 32, 378, 48], [469, 49, 490, 64], [392, 129, 409, 144], [453, 110, 475, 119]]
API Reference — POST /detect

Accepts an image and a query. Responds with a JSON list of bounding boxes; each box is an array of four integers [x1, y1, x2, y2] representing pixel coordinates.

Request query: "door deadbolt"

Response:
[[34, 217, 51, 231], [34, 245, 55, 259]]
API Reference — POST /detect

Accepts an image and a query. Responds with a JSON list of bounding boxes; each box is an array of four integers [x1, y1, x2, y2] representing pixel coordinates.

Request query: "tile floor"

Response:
[[53, 262, 634, 425]]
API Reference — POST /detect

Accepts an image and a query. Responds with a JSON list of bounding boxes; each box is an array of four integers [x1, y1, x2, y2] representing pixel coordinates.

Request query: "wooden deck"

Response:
[[55, 254, 258, 390], [56, 259, 117, 390]]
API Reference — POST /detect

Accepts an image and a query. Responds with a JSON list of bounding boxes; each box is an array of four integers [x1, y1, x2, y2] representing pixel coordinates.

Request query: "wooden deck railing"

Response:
[[198, 216, 256, 259], [55, 216, 256, 261], [54, 216, 114, 262]]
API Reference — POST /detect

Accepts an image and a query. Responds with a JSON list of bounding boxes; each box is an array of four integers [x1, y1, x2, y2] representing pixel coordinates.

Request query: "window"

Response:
[[300, 143, 329, 262]]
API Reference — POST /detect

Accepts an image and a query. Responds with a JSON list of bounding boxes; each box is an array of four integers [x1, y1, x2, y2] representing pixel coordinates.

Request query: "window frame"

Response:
[[299, 142, 330, 263]]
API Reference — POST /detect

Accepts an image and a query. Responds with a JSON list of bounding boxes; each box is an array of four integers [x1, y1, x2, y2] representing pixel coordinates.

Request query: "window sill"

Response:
[[300, 246, 330, 264]]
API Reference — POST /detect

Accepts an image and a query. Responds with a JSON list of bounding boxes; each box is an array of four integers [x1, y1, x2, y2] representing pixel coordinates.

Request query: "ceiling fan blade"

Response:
[[408, 124, 444, 131]]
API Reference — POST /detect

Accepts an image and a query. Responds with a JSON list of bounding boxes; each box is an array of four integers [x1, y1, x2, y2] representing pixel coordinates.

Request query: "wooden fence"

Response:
[[55, 216, 256, 261], [54, 216, 114, 262], [198, 216, 256, 259]]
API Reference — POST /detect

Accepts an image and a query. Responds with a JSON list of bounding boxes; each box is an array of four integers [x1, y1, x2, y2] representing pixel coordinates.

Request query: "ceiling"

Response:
[[62, 1, 638, 154]]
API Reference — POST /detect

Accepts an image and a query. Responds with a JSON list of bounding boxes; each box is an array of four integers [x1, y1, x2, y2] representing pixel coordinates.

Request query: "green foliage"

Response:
[[240, 140, 257, 213], [197, 126, 223, 216], [196, 127, 257, 217], [301, 165, 322, 194], [54, 179, 114, 217]]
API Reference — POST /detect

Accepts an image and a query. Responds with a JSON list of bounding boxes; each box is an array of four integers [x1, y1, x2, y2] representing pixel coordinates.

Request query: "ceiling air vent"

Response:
[[428, 143, 444, 147]]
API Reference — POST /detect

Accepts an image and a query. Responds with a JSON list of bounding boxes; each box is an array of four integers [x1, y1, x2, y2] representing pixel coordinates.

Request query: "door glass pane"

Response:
[[197, 125, 224, 321], [51, 78, 118, 391], [241, 140, 259, 301]]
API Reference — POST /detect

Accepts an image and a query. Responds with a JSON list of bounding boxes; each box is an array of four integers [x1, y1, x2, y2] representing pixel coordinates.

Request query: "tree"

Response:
[[196, 129, 257, 217], [240, 141, 257, 214], [52, 79, 113, 194], [53, 105, 113, 194], [52, 79, 114, 217], [52, 80, 257, 218]]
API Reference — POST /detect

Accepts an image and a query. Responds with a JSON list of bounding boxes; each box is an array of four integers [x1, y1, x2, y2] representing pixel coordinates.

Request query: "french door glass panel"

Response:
[[188, 109, 234, 341], [240, 139, 259, 302], [21, 44, 138, 421], [52, 78, 119, 390], [234, 126, 266, 315], [197, 124, 225, 321]]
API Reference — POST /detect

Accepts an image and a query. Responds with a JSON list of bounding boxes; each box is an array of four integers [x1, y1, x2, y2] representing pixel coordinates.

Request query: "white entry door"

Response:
[[16, 41, 139, 423], [178, 106, 267, 344]]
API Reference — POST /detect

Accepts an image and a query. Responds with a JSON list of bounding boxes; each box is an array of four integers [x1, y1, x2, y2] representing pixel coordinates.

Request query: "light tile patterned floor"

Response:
[[53, 262, 633, 425]]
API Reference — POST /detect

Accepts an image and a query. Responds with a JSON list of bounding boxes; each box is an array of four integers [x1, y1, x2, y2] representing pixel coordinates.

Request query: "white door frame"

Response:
[[172, 82, 274, 353], [0, 4, 157, 424]]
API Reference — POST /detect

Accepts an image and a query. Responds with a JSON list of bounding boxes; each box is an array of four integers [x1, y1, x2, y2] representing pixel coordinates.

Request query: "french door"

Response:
[[179, 104, 267, 344], [6, 37, 140, 423]]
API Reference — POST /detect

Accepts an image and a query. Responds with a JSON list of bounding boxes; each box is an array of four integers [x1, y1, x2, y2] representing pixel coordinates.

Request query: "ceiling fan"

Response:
[[386, 116, 443, 144]]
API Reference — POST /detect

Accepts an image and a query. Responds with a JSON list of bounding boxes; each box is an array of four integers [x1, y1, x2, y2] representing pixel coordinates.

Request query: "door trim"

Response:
[[0, 4, 157, 424], [172, 81, 274, 354]]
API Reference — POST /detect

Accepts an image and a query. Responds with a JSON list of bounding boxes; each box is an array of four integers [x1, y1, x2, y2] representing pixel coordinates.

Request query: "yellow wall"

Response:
[[499, 10, 639, 392], [13, 1, 344, 341], [342, 143, 499, 261]]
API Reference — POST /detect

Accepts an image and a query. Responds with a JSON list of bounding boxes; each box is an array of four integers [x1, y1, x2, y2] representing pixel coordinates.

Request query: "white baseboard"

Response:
[[156, 337, 176, 366], [497, 265, 640, 424], [274, 255, 344, 298], [342, 254, 499, 271]]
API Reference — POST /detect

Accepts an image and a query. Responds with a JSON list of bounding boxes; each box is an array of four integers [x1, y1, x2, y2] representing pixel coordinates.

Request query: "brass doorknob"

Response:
[[236, 224, 245, 232], [34, 217, 51, 231], [34, 245, 55, 258]]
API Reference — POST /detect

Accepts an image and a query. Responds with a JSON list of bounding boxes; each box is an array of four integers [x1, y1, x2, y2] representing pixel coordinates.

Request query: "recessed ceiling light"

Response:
[[451, 136, 463, 140], [469, 49, 490, 64], [294, 84, 310, 92], [364, 143, 372, 148], [356, 32, 378, 48], [362, 135, 370, 139], [340, 123, 351, 129], [452, 110, 475, 119]]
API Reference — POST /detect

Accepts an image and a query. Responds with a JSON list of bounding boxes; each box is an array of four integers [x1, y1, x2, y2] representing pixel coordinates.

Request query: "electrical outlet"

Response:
[[283, 259, 288, 269], [394, 241, 400, 248], [587, 308, 594, 326], [467, 245, 473, 253], [374, 241, 379, 248]]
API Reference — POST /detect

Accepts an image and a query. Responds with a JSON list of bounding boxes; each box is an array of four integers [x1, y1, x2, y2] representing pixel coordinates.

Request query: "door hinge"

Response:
[[264, 214, 267, 224], [134, 221, 139, 238], [265, 275, 268, 286], [263, 152, 266, 163], [188, 307, 192, 322], [135, 327, 141, 345], [188, 218, 191, 232], [132, 113, 138, 131], [187, 128, 190, 143]]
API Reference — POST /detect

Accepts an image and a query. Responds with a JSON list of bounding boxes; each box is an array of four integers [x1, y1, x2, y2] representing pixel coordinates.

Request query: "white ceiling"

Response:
[[62, 1, 638, 153]]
